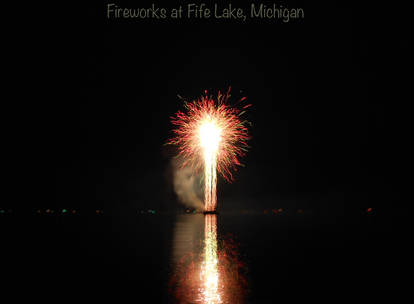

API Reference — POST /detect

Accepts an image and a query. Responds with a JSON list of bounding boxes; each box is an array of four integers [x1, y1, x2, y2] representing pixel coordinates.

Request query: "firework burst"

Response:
[[167, 87, 251, 211]]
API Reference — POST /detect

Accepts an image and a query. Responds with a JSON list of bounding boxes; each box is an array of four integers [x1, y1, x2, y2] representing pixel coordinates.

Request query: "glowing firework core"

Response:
[[199, 120, 221, 154], [199, 119, 221, 212], [167, 88, 251, 212]]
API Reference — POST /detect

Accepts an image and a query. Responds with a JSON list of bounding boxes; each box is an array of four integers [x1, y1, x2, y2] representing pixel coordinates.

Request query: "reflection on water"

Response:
[[200, 214, 220, 303], [172, 214, 204, 265], [170, 214, 247, 304]]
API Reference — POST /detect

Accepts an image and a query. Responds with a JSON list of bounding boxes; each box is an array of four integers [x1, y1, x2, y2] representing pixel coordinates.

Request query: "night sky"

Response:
[[20, 1, 406, 214], [4, 1, 410, 303]]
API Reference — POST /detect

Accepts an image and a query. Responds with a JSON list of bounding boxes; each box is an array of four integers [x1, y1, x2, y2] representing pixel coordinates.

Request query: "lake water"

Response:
[[1, 208, 407, 303]]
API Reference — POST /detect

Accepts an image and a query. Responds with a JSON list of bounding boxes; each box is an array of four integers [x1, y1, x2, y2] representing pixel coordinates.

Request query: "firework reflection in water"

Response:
[[199, 214, 220, 303], [169, 214, 247, 304]]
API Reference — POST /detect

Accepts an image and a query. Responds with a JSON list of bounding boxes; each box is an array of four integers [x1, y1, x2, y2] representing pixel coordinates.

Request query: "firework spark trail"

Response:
[[168, 88, 251, 211], [204, 155, 217, 212]]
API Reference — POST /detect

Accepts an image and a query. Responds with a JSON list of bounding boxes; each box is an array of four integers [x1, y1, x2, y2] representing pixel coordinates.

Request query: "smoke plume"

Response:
[[170, 157, 204, 210]]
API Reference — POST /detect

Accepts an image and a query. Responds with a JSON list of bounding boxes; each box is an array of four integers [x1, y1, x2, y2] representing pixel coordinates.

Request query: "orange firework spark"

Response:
[[167, 88, 251, 211]]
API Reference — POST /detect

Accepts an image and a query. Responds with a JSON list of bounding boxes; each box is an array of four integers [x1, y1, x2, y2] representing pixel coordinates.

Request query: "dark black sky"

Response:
[[3, 2, 410, 303], [19, 1, 409, 213]]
